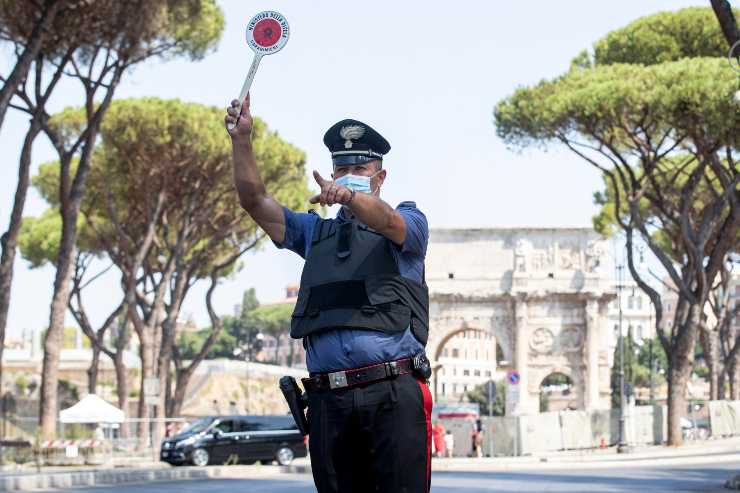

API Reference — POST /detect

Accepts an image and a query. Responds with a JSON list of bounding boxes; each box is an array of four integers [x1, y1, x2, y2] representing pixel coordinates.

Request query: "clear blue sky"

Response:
[[0, 0, 703, 335]]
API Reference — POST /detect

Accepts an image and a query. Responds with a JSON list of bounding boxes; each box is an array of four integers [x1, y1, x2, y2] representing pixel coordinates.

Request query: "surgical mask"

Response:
[[335, 170, 380, 195]]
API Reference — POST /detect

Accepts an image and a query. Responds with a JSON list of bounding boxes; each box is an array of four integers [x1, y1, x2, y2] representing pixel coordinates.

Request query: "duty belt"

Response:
[[302, 357, 414, 392]]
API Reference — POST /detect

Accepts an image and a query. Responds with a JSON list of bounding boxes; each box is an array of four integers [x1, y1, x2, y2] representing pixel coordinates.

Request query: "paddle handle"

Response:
[[228, 54, 263, 130]]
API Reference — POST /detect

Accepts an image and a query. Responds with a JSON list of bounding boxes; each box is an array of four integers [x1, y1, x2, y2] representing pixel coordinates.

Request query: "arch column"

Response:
[[511, 298, 531, 415], [585, 299, 601, 410]]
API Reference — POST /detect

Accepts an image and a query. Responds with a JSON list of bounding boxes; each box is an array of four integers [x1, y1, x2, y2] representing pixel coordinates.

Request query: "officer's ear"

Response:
[[375, 167, 387, 187]]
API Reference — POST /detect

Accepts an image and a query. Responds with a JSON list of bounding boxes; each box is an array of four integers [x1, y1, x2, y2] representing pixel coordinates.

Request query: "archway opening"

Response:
[[433, 327, 509, 403], [539, 372, 574, 413]]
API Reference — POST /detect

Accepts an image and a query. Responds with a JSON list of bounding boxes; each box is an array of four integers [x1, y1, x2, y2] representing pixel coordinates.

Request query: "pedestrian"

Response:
[[475, 428, 484, 458], [432, 421, 446, 458], [444, 430, 454, 458], [226, 95, 432, 493]]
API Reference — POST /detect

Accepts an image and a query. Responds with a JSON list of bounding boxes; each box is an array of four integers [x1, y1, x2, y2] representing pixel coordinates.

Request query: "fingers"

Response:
[[309, 194, 321, 205], [313, 170, 327, 186], [336, 187, 352, 205], [326, 184, 338, 204]]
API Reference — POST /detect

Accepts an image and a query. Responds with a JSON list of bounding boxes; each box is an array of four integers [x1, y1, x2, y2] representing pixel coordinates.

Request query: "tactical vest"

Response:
[[290, 214, 430, 346]]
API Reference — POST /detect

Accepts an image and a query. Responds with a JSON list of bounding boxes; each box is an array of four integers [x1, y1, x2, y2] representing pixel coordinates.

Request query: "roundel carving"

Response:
[[560, 326, 584, 352], [530, 328, 555, 353]]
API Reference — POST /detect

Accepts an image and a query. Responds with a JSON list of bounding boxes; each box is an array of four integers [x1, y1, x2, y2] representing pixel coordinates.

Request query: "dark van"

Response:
[[160, 415, 307, 467]]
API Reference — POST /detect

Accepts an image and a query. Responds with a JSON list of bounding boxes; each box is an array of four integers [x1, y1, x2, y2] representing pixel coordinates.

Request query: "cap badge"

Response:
[[339, 125, 365, 149]]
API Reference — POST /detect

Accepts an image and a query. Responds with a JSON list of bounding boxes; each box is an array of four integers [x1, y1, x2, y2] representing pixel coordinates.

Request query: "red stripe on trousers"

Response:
[[417, 379, 433, 492]]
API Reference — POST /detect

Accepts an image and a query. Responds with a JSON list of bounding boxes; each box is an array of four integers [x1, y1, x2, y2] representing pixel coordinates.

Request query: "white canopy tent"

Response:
[[59, 394, 125, 424]]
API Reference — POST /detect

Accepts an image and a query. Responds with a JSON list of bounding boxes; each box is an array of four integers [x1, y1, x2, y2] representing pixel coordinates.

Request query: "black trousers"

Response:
[[307, 373, 433, 493]]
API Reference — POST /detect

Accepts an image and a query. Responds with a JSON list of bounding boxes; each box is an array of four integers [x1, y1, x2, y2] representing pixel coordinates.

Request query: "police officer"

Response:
[[226, 95, 431, 493]]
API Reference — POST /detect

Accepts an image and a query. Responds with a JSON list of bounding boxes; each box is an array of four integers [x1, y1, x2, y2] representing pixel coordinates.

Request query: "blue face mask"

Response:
[[335, 170, 380, 195]]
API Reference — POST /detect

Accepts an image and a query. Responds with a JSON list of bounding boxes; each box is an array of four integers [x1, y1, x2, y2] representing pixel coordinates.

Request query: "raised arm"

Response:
[[225, 94, 286, 244]]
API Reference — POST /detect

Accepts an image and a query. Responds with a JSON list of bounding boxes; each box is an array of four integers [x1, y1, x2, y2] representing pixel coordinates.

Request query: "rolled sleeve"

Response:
[[396, 201, 428, 257], [273, 207, 320, 259]]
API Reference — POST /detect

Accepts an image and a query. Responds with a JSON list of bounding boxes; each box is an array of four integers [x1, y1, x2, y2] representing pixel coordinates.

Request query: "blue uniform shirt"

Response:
[[275, 201, 428, 373]]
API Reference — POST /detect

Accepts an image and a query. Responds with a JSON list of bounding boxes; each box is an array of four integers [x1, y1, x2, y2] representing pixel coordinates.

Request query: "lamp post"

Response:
[[615, 262, 632, 454]]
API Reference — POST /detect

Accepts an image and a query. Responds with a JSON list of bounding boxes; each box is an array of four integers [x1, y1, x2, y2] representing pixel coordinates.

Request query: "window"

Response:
[[463, 370, 470, 376], [485, 371, 492, 377], [452, 349, 459, 358], [441, 383, 446, 395], [215, 420, 235, 433], [637, 325, 644, 340], [628, 296, 634, 309], [636, 296, 643, 309], [443, 348, 449, 357], [453, 384, 457, 394], [448, 272, 454, 279], [474, 370, 481, 377], [463, 385, 468, 393]]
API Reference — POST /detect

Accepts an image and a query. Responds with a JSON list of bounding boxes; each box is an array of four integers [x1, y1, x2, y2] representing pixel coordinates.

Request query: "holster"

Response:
[[279, 376, 309, 436]]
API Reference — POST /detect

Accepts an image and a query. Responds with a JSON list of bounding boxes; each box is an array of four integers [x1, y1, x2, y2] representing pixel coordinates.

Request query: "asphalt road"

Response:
[[42, 460, 740, 493]]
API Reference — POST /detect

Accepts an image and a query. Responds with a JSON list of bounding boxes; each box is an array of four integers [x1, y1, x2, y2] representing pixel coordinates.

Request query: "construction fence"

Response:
[[438, 402, 719, 457]]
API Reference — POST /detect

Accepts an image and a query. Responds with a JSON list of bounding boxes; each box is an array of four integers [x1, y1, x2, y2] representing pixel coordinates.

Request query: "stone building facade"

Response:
[[426, 228, 615, 414]]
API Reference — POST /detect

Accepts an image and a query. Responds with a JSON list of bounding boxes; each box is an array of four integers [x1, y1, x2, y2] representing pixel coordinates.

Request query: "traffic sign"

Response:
[[227, 11, 290, 130], [507, 371, 520, 385]]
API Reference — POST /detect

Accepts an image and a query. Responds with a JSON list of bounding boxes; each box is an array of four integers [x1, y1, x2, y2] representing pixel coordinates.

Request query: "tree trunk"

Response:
[[0, 120, 42, 400], [136, 329, 155, 445], [0, 0, 61, 133], [710, 0, 740, 55], [39, 60, 124, 439], [700, 327, 721, 401], [39, 240, 76, 439], [666, 305, 701, 446], [114, 349, 129, 438], [170, 367, 195, 418], [718, 369, 727, 400], [274, 334, 280, 364], [87, 344, 100, 394], [730, 357, 740, 401]]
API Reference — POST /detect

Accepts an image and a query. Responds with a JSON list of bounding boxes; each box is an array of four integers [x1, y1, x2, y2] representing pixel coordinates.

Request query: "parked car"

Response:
[[160, 415, 307, 467]]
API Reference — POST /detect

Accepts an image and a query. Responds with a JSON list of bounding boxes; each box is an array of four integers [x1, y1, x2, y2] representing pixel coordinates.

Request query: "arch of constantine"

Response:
[[425, 228, 616, 414]]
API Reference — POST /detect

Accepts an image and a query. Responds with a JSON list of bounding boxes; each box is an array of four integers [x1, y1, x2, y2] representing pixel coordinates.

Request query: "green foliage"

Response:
[[495, 57, 738, 151], [610, 329, 638, 408], [176, 288, 296, 362], [165, 0, 225, 60], [0, 0, 224, 61], [21, 98, 312, 280], [250, 303, 294, 338], [57, 379, 79, 409], [539, 392, 549, 413], [610, 334, 667, 406], [591, 7, 737, 66], [178, 327, 236, 360], [466, 380, 506, 416]]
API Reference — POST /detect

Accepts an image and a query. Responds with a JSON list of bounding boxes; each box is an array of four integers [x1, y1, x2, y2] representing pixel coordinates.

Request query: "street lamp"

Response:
[[615, 262, 632, 454]]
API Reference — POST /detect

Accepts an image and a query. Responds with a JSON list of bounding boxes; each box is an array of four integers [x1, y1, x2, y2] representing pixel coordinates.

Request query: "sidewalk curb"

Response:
[[0, 464, 311, 491]]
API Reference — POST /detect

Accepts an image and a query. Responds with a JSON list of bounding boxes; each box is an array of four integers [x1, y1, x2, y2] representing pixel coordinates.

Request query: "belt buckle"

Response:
[[328, 370, 348, 389]]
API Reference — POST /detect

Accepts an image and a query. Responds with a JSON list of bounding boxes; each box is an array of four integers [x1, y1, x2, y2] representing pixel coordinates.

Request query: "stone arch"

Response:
[[537, 369, 579, 413], [429, 323, 510, 402], [430, 322, 513, 366]]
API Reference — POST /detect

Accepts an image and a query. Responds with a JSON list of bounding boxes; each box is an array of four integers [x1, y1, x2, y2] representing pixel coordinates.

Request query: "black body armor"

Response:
[[290, 216, 429, 345]]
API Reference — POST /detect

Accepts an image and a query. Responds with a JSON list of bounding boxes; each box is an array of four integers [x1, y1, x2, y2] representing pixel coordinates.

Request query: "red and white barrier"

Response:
[[40, 439, 102, 449]]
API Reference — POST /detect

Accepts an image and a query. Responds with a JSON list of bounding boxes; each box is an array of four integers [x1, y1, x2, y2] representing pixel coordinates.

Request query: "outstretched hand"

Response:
[[309, 171, 353, 206]]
